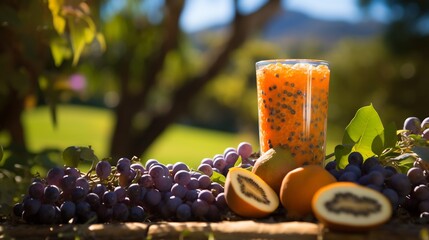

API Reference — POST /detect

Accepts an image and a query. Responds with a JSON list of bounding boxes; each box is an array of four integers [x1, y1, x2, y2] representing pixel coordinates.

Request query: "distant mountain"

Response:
[[262, 10, 384, 45], [192, 10, 385, 48]]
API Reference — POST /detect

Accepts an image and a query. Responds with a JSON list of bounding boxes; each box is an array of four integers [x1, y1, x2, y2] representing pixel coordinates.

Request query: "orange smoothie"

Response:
[[256, 59, 330, 166]]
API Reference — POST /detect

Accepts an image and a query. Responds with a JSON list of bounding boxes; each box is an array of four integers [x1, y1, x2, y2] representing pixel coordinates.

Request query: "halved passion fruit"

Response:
[[224, 167, 279, 218], [312, 182, 392, 232]]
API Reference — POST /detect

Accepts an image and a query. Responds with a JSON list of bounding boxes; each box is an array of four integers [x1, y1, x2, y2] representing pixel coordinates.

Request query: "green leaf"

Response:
[[210, 170, 226, 186], [344, 104, 383, 154], [372, 121, 397, 155], [62, 146, 81, 168], [50, 37, 72, 67], [335, 104, 385, 168], [48, 0, 65, 34]]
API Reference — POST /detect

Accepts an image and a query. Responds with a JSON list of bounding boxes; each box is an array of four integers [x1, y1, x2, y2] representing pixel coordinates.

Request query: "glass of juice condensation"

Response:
[[255, 59, 330, 166]]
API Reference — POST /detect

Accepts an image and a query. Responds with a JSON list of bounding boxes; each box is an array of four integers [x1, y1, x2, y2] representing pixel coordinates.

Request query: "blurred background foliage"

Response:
[[0, 0, 429, 211]]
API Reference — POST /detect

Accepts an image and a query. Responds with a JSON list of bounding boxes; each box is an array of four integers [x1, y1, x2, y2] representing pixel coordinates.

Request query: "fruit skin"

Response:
[[311, 182, 392, 232], [279, 165, 336, 218], [252, 147, 297, 194], [224, 167, 279, 218]]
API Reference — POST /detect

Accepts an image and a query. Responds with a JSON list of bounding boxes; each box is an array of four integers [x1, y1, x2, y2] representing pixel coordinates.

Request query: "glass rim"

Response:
[[256, 59, 329, 68]]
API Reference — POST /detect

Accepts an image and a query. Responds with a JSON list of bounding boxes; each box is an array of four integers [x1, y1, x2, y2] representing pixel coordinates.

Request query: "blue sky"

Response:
[[180, 0, 389, 32]]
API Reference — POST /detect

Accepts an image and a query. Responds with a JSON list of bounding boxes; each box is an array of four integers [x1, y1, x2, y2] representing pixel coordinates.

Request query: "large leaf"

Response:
[[48, 0, 65, 34], [372, 121, 397, 155], [335, 104, 385, 168]]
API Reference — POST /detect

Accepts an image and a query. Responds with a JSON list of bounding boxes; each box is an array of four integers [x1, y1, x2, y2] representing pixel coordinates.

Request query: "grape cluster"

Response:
[[402, 163, 429, 218], [12, 142, 255, 224], [325, 152, 412, 210], [403, 116, 429, 140]]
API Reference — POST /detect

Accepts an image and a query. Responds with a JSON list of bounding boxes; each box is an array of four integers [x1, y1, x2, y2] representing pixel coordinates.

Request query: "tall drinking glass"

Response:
[[255, 59, 330, 166]]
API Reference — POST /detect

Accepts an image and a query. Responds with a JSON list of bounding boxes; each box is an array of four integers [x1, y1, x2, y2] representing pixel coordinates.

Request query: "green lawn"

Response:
[[2, 104, 342, 170]]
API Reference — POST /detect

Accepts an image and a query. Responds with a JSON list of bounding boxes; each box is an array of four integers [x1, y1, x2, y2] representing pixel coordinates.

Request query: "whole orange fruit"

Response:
[[279, 165, 336, 218]]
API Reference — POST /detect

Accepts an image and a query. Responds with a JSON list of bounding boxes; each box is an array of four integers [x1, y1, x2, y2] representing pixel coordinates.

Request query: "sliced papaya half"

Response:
[[312, 182, 392, 232], [224, 167, 279, 218]]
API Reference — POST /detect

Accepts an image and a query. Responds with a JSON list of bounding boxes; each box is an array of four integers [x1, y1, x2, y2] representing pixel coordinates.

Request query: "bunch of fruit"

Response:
[[12, 142, 255, 224]]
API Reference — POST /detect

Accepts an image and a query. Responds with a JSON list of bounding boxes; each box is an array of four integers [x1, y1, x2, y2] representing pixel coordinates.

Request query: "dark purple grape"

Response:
[[138, 174, 154, 188], [223, 147, 237, 157], [389, 173, 412, 197], [46, 167, 65, 186], [153, 176, 173, 192], [149, 165, 168, 179], [206, 204, 221, 221], [28, 181, 45, 200], [210, 182, 224, 196], [384, 166, 397, 178], [328, 169, 344, 180], [413, 185, 429, 201], [75, 201, 91, 220], [200, 158, 213, 167], [174, 170, 191, 186], [96, 204, 112, 223], [13, 203, 23, 217], [215, 193, 227, 210], [130, 163, 145, 173], [186, 177, 199, 190], [96, 161, 111, 180], [419, 200, 429, 213], [198, 190, 215, 204], [358, 175, 369, 185], [172, 162, 189, 176], [117, 158, 131, 174], [92, 184, 107, 198], [37, 204, 57, 224], [224, 151, 239, 165], [367, 171, 385, 186], [60, 175, 77, 196], [185, 189, 199, 202], [112, 203, 129, 222], [213, 158, 226, 172], [76, 177, 90, 194], [23, 198, 42, 215], [114, 186, 127, 202], [198, 175, 211, 189], [191, 171, 202, 179], [145, 188, 162, 206], [348, 152, 364, 166], [339, 171, 358, 182], [237, 142, 253, 159], [191, 199, 209, 219], [324, 161, 337, 171], [362, 157, 380, 173], [421, 117, 429, 130], [171, 183, 187, 199], [382, 188, 399, 208], [145, 159, 159, 170], [422, 129, 429, 140], [407, 167, 427, 185], [129, 205, 145, 222], [103, 191, 118, 207], [166, 195, 183, 212], [127, 183, 142, 203], [197, 164, 213, 177], [44, 185, 61, 204], [60, 201, 76, 223], [344, 164, 362, 178], [86, 193, 101, 210], [366, 184, 383, 192], [176, 203, 192, 221], [403, 117, 421, 134], [71, 186, 87, 203], [65, 167, 81, 179]]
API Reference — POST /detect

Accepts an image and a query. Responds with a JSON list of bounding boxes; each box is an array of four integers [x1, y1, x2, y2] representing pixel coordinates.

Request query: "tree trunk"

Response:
[[109, 0, 281, 159]]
